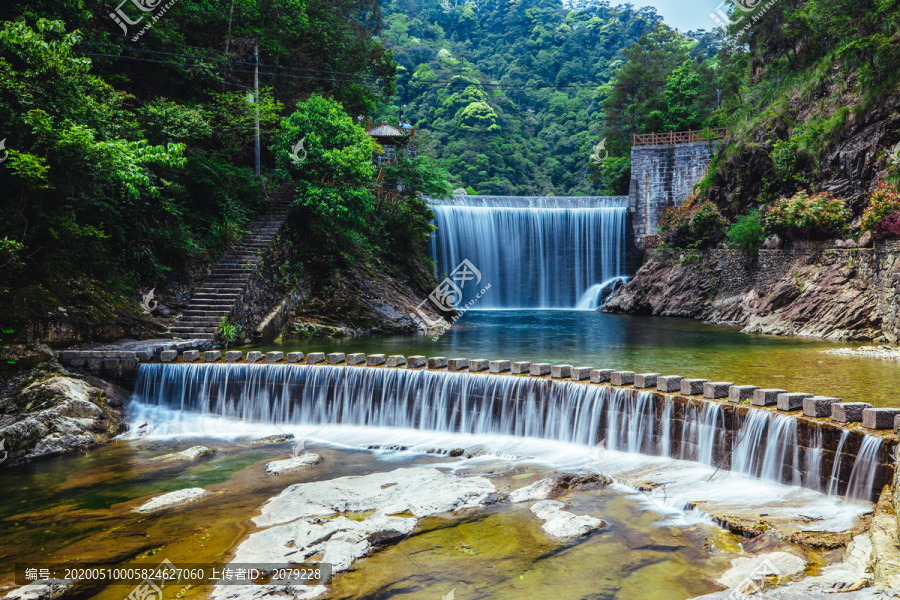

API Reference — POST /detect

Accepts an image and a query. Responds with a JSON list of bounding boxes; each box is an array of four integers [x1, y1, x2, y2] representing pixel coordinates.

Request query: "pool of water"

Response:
[[0, 436, 746, 600], [255, 310, 899, 406]]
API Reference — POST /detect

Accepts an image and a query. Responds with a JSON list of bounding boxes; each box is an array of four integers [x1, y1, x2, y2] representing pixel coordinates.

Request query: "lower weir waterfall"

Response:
[[430, 196, 629, 309], [130, 363, 887, 505]]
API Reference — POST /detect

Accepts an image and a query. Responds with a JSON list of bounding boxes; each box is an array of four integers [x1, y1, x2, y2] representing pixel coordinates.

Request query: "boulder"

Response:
[[135, 488, 211, 513], [530, 500, 605, 538], [3, 579, 72, 600], [858, 231, 874, 248], [717, 551, 806, 592], [266, 453, 321, 475], [151, 445, 216, 462], [0, 374, 125, 467]]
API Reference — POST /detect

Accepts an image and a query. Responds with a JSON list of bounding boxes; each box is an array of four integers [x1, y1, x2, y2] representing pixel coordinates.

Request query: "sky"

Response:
[[637, 0, 722, 32]]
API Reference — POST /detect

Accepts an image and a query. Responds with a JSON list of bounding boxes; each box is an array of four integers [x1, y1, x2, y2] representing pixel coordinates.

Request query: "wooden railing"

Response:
[[632, 127, 728, 146]]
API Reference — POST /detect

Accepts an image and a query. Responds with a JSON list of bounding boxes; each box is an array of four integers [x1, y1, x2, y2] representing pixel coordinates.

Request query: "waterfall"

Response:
[[806, 429, 823, 492], [430, 196, 628, 309], [129, 364, 884, 502], [845, 436, 884, 501], [826, 430, 849, 496]]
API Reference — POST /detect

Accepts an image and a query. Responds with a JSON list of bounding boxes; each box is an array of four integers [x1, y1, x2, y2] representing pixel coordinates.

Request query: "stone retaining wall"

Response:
[[134, 349, 898, 500]]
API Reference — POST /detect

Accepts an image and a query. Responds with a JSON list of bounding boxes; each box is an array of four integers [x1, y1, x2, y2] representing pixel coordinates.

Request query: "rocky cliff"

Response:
[[605, 240, 900, 341]]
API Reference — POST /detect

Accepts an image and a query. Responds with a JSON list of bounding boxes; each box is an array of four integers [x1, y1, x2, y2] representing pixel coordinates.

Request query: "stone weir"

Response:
[[130, 351, 899, 503]]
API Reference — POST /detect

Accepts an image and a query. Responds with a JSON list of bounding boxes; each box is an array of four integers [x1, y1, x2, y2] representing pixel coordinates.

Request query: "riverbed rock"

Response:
[[0, 370, 126, 467], [717, 551, 807, 591], [151, 445, 216, 462], [254, 467, 495, 526], [135, 487, 211, 513], [3, 579, 72, 600], [265, 453, 321, 475], [529, 500, 605, 538], [509, 474, 611, 503], [510, 478, 558, 502]]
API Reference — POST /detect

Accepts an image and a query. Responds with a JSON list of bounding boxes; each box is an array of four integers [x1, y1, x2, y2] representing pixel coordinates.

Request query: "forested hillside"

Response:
[[375, 0, 666, 195]]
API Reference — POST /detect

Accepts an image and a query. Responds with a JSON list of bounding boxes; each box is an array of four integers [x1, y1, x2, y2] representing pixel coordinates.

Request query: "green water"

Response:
[[255, 311, 900, 406], [0, 439, 745, 600]]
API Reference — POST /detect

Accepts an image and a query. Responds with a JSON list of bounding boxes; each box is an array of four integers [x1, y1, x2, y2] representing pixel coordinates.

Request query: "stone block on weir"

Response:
[[326, 352, 345, 364], [160, 350, 177, 363], [530, 363, 551, 376], [407, 355, 426, 369], [469, 359, 489, 372], [571, 367, 592, 381], [729, 385, 759, 403], [657, 376, 683, 393], [610, 371, 635, 386], [286, 352, 303, 363], [225, 351, 242, 363], [751, 388, 787, 407], [387, 355, 406, 368], [448, 358, 468, 371], [183, 350, 199, 363], [551, 365, 572, 379], [591, 369, 613, 383], [427, 356, 448, 369], [306, 352, 326, 364], [776, 392, 813, 412], [246, 351, 264, 364], [511, 361, 531, 374], [347, 353, 366, 365], [367, 354, 387, 367], [895, 414, 900, 435], [802, 396, 841, 417], [634, 373, 660, 388], [831, 402, 873, 423], [862, 408, 900, 430], [489, 360, 511, 373], [204, 350, 222, 363], [265, 351, 283, 364], [703, 382, 732, 399]]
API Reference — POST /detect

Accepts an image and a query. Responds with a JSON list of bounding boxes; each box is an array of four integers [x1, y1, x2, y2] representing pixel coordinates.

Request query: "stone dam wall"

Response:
[[628, 141, 718, 250], [102, 349, 900, 502]]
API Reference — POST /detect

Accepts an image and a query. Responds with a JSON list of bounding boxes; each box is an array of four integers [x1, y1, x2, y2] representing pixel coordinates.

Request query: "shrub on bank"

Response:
[[861, 182, 900, 238], [658, 201, 727, 248], [765, 191, 849, 239], [726, 209, 766, 256]]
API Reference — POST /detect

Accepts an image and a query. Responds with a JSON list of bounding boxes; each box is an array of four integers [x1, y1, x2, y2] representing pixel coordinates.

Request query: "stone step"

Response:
[[161, 331, 217, 340], [186, 303, 238, 311]]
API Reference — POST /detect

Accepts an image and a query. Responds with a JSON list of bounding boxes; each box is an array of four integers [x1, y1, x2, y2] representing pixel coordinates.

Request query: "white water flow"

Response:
[[129, 364, 883, 508], [827, 430, 850, 496], [430, 196, 628, 309]]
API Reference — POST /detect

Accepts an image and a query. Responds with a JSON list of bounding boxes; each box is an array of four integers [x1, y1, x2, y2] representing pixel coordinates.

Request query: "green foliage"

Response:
[[658, 201, 727, 249], [275, 95, 378, 231], [726, 209, 766, 257], [766, 191, 850, 240], [599, 155, 631, 196], [218, 317, 243, 348], [861, 182, 900, 238]]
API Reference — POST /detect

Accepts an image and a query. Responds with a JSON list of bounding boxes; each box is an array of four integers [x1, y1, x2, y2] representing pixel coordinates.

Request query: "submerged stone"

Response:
[[135, 487, 211, 513]]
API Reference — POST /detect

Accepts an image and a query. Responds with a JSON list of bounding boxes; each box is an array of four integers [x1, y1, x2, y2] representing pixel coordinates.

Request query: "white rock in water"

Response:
[[718, 551, 807, 591], [135, 488, 210, 513], [212, 585, 327, 600], [530, 500, 604, 538], [151, 446, 215, 462], [3, 579, 72, 600], [509, 478, 557, 503], [265, 453, 321, 475], [255, 467, 494, 526]]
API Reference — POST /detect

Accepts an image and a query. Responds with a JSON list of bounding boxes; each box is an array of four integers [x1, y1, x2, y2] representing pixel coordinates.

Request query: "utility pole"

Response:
[[254, 44, 260, 177]]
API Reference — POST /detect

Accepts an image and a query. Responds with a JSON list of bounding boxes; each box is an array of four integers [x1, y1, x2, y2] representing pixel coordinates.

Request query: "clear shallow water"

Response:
[[260, 310, 900, 406], [0, 432, 744, 600]]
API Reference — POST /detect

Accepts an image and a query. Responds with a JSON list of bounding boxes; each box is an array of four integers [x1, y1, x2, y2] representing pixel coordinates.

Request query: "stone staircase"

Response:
[[162, 186, 293, 341]]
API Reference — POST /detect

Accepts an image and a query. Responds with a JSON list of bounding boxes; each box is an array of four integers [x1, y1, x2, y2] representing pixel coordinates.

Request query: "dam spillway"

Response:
[[430, 195, 629, 309], [129, 362, 892, 503]]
